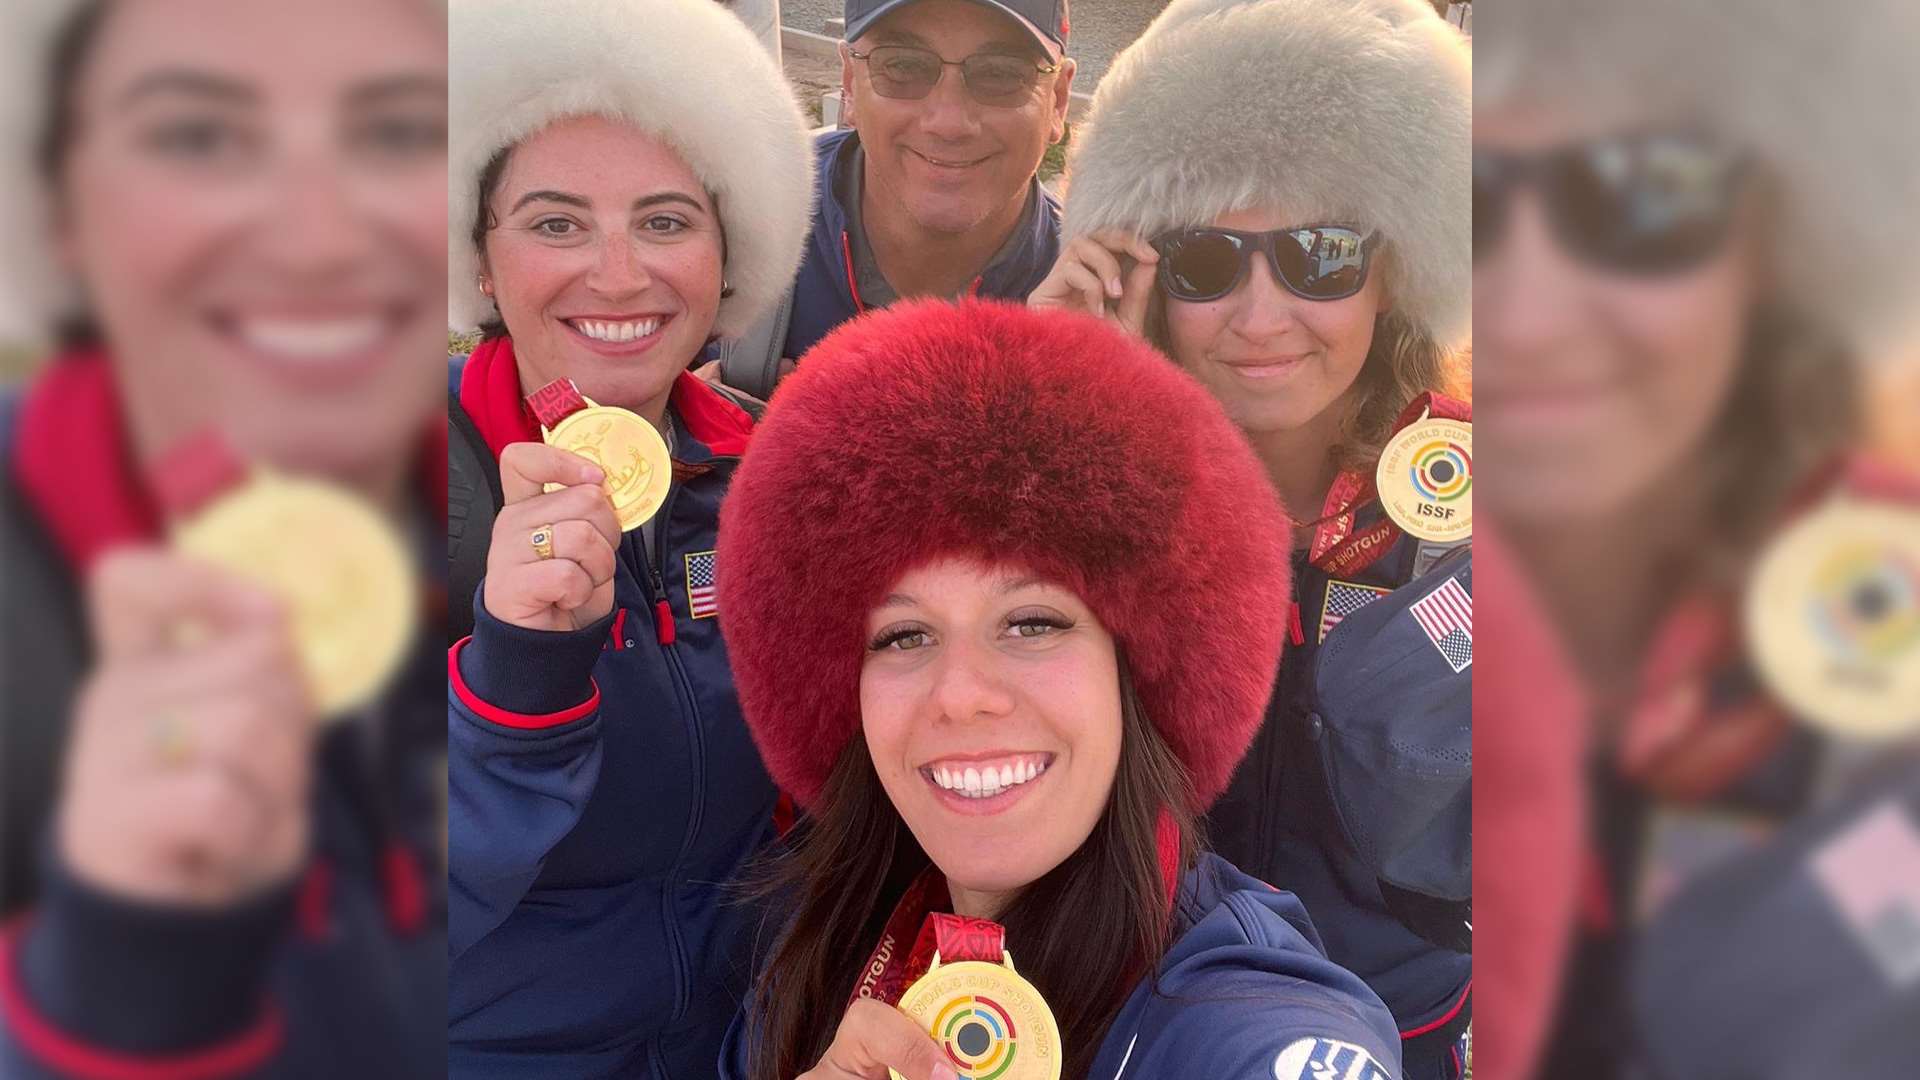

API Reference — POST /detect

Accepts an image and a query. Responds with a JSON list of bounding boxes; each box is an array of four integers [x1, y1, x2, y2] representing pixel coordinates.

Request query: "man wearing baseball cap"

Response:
[[716, 0, 1073, 397]]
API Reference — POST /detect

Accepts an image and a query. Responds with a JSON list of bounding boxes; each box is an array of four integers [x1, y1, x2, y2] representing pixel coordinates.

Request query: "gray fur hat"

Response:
[[1061, 0, 1471, 348], [1478, 0, 1920, 358], [449, 0, 814, 337]]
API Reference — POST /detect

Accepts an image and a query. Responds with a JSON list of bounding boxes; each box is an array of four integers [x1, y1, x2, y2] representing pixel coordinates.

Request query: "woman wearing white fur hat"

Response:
[[442, 0, 812, 1074], [1032, 1, 1473, 1076], [1, 0, 450, 1076], [1475, 2, 1920, 1077]]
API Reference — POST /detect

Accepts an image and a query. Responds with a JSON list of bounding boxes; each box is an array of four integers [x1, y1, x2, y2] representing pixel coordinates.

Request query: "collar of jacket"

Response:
[[8, 349, 448, 575], [457, 335, 755, 463], [812, 129, 1063, 304]]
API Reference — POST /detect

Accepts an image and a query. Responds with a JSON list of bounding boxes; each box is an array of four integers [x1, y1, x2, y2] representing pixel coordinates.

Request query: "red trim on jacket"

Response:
[[447, 636, 601, 729], [0, 918, 284, 1080], [10, 351, 447, 575], [840, 230, 867, 315], [1400, 978, 1472, 1040], [459, 336, 753, 459]]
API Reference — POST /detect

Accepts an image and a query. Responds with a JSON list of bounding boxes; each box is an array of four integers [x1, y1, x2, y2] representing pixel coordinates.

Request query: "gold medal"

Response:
[[890, 950, 1061, 1080], [540, 400, 672, 532], [173, 469, 418, 720], [1743, 499, 1920, 740], [1376, 415, 1473, 543]]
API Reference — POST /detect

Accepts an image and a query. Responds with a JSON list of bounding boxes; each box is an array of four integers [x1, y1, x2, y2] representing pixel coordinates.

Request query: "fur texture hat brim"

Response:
[[1062, 0, 1471, 348], [448, 0, 814, 337], [0, 0, 75, 345], [716, 299, 1293, 811], [1478, 0, 1920, 358]]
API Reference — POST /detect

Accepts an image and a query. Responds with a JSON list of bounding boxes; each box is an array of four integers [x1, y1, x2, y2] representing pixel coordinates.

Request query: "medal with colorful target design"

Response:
[[1377, 415, 1473, 543], [890, 916, 1060, 1080], [1744, 499, 1920, 739]]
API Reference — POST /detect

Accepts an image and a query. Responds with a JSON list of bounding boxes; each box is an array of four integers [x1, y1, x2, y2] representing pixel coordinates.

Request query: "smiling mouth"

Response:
[[919, 753, 1054, 800], [565, 316, 666, 344], [217, 309, 410, 362], [1221, 355, 1311, 378], [910, 148, 992, 170]]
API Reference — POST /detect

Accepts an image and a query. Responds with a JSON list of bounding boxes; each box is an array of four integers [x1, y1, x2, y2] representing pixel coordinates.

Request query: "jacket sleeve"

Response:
[[447, 586, 613, 960], [0, 853, 295, 1079], [1094, 889, 1406, 1080]]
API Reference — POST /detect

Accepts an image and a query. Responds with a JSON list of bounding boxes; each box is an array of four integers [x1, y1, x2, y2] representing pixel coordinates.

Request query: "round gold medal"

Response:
[[173, 471, 418, 720], [1744, 500, 1920, 740], [541, 399, 671, 532], [890, 951, 1061, 1080], [1376, 417, 1473, 543]]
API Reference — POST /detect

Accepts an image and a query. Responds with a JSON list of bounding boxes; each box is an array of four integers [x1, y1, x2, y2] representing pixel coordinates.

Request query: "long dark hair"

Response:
[[36, 0, 110, 349], [742, 658, 1198, 1080]]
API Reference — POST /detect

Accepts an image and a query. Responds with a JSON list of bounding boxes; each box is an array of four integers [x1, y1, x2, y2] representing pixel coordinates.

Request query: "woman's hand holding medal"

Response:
[[59, 550, 317, 907], [483, 442, 622, 633], [798, 998, 957, 1080]]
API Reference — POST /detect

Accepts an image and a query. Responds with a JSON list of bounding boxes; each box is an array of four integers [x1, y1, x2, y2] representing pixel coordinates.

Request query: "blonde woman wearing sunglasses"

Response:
[[1030, 2, 1473, 1076]]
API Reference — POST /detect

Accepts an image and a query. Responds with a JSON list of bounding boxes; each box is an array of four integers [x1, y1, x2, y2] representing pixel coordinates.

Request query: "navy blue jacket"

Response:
[[447, 355, 776, 1078], [780, 129, 1062, 363], [1206, 495, 1474, 1080], [719, 855, 1404, 1080]]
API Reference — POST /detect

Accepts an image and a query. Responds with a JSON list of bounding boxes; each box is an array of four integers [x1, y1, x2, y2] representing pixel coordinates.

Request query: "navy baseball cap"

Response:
[[1312, 546, 1473, 950], [845, 0, 1069, 60]]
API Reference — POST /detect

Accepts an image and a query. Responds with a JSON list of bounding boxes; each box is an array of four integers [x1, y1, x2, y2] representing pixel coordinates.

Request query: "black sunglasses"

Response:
[[1474, 133, 1749, 274], [1150, 225, 1377, 303], [848, 44, 1058, 108]]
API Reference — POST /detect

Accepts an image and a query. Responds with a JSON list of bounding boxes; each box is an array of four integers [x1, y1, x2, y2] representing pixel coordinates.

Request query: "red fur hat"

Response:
[[716, 299, 1291, 810]]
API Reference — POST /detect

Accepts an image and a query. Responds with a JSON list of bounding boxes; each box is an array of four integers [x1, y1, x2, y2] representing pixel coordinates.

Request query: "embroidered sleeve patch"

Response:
[[1272, 1037, 1392, 1080]]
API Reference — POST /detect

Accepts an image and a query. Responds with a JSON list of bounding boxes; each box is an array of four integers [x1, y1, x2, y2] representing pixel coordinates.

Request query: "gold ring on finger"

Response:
[[530, 524, 556, 561]]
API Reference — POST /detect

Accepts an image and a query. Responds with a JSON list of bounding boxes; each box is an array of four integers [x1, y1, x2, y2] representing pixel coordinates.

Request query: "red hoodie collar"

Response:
[[457, 336, 754, 460], [10, 350, 448, 575]]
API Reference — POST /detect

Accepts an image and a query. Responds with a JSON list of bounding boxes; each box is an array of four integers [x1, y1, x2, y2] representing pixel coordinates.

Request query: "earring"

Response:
[[720, 278, 735, 299], [478, 277, 494, 298]]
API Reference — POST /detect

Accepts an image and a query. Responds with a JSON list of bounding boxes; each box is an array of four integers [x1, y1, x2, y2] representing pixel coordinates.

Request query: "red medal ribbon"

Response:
[[147, 430, 250, 521], [848, 879, 1015, 1011], [1306, 391, 1473, 577], [524, 378, 590, 430], [849, 869, 950, 1009]]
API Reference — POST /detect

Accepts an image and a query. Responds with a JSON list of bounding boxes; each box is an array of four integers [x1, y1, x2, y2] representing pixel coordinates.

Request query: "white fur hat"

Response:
[[1061, 0, 1471, 348], [1478, 0, 1920, 359], [448, 0, 815, 337], [0, 0, 87, 345]]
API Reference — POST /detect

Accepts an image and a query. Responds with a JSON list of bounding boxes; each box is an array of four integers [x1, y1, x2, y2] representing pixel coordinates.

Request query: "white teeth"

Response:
[[928, 757, 1050, 799], [573, 317, 661, 343], [238, 317, 384, 359]]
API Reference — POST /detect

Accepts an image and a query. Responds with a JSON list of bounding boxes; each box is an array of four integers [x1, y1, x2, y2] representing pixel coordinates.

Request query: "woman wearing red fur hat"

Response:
[[712, 299, 1401, 1080]]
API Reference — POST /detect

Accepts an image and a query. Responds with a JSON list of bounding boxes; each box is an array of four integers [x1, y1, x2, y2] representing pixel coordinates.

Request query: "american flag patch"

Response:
[[685, 550, 719, 619], [1320, 579, 1392, 643], [1410, 576, 1473, 672]]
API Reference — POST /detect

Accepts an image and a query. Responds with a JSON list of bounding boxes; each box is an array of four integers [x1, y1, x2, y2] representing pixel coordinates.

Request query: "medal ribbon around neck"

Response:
[[853, 869, 1060, 1080], [1309, 392, 1471, 577]]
